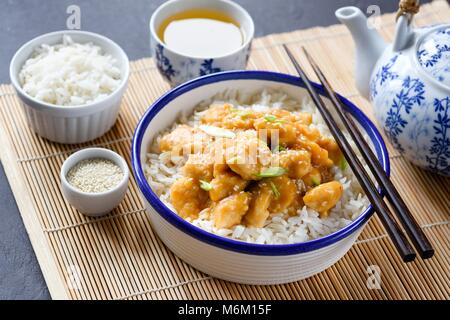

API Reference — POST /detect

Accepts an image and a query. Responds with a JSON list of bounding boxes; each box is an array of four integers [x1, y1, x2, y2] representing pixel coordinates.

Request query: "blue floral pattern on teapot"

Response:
[[418, 28, 450, 85], [337, 6, 450, 177], [369, 27, 450, 176]]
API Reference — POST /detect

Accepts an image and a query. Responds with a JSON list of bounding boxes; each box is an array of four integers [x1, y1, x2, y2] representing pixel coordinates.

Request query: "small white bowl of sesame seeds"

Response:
[[60, 148, 129, 216]]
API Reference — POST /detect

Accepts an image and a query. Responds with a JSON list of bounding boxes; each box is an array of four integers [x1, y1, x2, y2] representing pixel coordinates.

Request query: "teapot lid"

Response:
[[417, 27, 450, 87]]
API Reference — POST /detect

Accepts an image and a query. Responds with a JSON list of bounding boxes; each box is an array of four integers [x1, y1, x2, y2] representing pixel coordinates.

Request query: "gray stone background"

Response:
[[0, 0, 431, 300]]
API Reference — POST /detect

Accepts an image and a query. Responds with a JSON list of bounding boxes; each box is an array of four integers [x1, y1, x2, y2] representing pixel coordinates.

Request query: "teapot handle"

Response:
[[392, 0, 420, 52]]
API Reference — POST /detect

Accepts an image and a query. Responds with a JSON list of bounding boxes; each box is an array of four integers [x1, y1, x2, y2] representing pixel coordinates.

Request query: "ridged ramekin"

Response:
[[10, 30, 129, 144], [132, 71, 390, 285]]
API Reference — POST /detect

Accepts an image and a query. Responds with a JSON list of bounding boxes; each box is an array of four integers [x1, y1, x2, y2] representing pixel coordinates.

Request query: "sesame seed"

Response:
[[66, 158, 123, 193]]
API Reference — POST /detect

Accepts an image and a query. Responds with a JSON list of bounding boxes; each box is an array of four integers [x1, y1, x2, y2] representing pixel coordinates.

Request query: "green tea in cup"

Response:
[[157, 9, 245, 58]]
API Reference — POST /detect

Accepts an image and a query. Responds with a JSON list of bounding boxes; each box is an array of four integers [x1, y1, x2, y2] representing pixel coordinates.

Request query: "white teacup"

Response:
[[150, 0, 254, 87]]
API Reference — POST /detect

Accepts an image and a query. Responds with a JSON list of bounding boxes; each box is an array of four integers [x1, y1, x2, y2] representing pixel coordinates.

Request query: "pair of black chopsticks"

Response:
[[283, 45, 434, 263]]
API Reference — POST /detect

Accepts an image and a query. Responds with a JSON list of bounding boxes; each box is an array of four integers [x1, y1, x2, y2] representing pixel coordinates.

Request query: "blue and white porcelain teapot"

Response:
[[336, 5, 450, 176]]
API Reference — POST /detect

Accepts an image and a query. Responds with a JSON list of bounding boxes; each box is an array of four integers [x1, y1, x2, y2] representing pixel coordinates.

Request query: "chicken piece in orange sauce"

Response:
[[317, 136, 343, 165], [267, 176, 298, 213], [276, 149, 312, 179], [303, 181, 343, 217], [267, 109, 298, 123], [213, 192, 251, 229], [287, 195, 304, 217], [200, 103, 234, 126], [223, 110, 262, 130], [225, 131, 272, 180], [293, 136, 333, 168], [269, 109, 312, 126], [209, 170, 249, 202], [295, 123, 321, 142], [253, 115, 297, 146], [244, 182, 273, 228], [159, 124, 211, 155], [166, 103, 345, 228], [244, 176, 297, 227], [201, 103, 261, 130], [170, 177, 209, 219], [302, 167, 322, 188], [296, 112, 313, 125], [182, 153, 214, 181]]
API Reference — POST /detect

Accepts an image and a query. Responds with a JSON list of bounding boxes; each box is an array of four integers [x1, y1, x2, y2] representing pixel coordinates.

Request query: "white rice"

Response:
[[145, 89, 370, 244], [19, 35, 121, 106]]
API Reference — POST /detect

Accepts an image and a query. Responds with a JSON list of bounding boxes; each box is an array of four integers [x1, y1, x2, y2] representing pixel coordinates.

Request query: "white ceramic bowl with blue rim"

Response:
[[149, 0, 254, 87], [132, 71, 390, 285]]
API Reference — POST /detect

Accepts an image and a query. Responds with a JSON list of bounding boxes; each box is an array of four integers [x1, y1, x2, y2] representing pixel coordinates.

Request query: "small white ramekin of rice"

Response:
[[132, 71, 390, 285], [10, 30, 129, 144]]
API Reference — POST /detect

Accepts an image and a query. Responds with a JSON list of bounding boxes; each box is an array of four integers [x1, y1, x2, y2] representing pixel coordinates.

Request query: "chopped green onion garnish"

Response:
[[269, 181, 280, 199], [264, 115, 278, 122], [339, 155, 348, 171], [311, 176, 321, 187], [199, 180, 213, 191], [199, 125, 236, 139], [264, 115, 284, 123], [256, 167, 287, 178], [237, 110, 253, 118], [274, 145, 286, 153], [227, 156, 239, 164]]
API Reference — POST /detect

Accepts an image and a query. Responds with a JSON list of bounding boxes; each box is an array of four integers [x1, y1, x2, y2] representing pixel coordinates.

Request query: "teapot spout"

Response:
[[336, 7, 387, 99]]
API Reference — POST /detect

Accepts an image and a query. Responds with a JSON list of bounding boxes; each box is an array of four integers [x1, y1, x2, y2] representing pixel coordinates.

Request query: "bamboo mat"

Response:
[[0, 1, 449, 300]]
